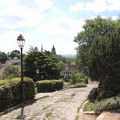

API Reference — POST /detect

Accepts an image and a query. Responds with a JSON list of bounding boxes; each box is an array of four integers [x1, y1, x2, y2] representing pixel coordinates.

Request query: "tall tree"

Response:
[[24, 46, 61, 82], [74, 16, 120, 98]]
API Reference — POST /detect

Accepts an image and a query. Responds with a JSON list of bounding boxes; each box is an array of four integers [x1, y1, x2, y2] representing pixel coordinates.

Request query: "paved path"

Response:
[[0, 84, 97, 120]]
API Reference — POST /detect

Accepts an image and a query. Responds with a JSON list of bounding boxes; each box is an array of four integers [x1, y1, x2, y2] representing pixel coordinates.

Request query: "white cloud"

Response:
[[107, 0, 120, 11], [70, 0, 120, 13], [85, 0, 108, 13], [70, 2, 84, 11], [0, 30, 38, 53], [35, 17, 84, 37], [0, 0, 53, 29], [34, 17, 84, 54], [52, 7, 66, 16], [0, 0, 119, 55], [111, 16, 118, 20]]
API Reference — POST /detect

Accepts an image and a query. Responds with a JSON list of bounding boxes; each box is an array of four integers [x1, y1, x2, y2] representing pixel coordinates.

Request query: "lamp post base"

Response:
[[17, 115, 26, 119]]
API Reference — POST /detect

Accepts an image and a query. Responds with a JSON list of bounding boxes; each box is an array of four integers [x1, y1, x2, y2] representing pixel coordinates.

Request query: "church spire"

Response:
[[41, 44, 43, 52], [51, 44, 56, 54]]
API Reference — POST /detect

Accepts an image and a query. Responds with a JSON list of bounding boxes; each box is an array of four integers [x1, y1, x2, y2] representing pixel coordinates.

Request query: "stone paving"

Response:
[[0, 84, 97, 120]]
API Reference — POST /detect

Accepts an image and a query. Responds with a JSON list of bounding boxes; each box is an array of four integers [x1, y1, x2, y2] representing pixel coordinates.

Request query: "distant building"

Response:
[[41, 44, 56, 54], [51, 45, 56, 54], [61, 65, 82, 82]]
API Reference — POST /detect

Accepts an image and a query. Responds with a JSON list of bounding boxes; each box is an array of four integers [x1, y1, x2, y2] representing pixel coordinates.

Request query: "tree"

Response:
[[12, 50, 20, 54], [24, 46, 61, 82], [74, 16, 114, 74], [74, 16, 120, 98], [0, 51, 8, 63], [8, 52, 19, 59], [2, 64, 20, 79]]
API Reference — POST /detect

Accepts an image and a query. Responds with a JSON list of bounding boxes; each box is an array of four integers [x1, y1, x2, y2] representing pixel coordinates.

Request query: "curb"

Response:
[[79, 100, 89, 120], [79, 100, 97, 120]]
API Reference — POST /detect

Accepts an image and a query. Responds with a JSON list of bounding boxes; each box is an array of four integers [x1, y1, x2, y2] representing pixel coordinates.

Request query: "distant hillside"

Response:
[[62, 54, 76, 58]]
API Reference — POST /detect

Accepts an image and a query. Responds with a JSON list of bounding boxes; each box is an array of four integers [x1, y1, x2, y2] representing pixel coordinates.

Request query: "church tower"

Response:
[[51, 45, 56, 54]]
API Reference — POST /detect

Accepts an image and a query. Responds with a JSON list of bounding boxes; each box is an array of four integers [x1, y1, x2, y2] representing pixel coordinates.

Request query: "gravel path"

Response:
[[0, 84, 97, 120]]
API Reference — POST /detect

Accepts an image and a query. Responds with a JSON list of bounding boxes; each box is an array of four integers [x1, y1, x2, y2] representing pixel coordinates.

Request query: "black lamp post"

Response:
[[17, 34, 25, 104]]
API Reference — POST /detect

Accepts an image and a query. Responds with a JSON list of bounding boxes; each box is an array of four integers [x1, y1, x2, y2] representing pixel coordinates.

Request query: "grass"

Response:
[[77, 100, 86, 113], [75, 115, 79, 120], [71, 93, 76, 97], [34, 83, 38, 94], [83, 101, 95, 111], [77, 106, 81, 113], [45, 111, 52, 118]]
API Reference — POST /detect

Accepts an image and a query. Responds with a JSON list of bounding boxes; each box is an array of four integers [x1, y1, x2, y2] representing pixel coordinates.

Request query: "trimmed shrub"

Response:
[[0, 79, 22, 111], [53, 80, 63, 90], [0, 77, 35, 112], [23, 77, 35, 101], [36, 79, 63, 92]]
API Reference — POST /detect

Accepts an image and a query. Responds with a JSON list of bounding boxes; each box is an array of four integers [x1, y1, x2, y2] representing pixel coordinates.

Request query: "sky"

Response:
[[0, 0, 120, 55]]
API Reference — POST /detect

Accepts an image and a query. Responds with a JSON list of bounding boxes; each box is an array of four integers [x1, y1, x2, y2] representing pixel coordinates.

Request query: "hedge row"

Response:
[[0, 77, 35, 112], [36, 80, 63, 92]]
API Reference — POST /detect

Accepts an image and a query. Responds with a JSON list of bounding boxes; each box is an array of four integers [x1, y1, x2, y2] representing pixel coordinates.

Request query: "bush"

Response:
[[0, 79, 21, 111], [82, 76, 88, 84], [36, 79, 63, 92], [23, 77, 35, 101], [53, 80, 63, 90], [0, 77, 35, 112], [70, 72, 82, 84], [95, 94, 120, 115], [97, 76, 120, 99], [2, 64, 20, 79]]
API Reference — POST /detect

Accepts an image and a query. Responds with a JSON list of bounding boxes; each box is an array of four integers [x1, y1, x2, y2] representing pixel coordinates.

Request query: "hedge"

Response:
[[0, 77, 35, 112], [36, 79, 63, 92]]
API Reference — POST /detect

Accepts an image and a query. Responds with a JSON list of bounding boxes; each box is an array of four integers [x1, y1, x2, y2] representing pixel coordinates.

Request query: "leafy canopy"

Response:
[[24, 46, 61, 81], [74, 16, 120, 97]]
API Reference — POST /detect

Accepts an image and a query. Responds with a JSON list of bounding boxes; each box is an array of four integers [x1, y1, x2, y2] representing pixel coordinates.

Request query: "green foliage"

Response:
[[36, 79, 63, 92], [74, 16, 120, 97], [24, 46, 61, 82], [0, 51, 8, 63], [81, 76, 88, 84], [2, 64, 20, 79], [95, 94, 120, 115], [97, 76, 120, 99], [84, 101, 95, 111], [63, 83, 87, 89], [8, 52, 19, 59], [23, 77, 35, 100], [69, 72, 82, 84], [0, 77, 35, 112], [66, 57, 76, 65]]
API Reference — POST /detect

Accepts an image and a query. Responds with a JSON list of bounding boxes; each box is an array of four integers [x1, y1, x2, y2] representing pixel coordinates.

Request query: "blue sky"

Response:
[[0, 0, 120, 55]]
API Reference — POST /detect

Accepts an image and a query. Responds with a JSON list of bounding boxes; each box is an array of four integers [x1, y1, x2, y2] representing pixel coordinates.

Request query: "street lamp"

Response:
[[36, 68, 39, 74], [17, 34, 25, 104], [36, 67, 39, 81]]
